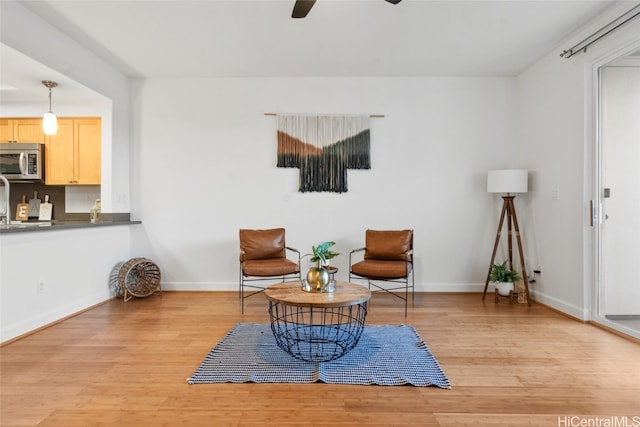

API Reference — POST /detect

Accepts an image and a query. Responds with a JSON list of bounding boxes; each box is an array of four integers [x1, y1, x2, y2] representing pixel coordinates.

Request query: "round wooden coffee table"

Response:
[[264, 281, 371, 362]]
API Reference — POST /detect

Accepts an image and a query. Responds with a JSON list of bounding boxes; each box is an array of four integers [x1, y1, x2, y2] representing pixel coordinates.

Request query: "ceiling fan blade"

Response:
[[292, 0, 317, 18], [291, 0, 399, 19]]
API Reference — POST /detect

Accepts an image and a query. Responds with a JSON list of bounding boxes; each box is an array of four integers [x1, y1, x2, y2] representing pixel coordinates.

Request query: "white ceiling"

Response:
[[0, 44, 109, 107], [0, 0, 631, 105], [16, 0, 621, 78]]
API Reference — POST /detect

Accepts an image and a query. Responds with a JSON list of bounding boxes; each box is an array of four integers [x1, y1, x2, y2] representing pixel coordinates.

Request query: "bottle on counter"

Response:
[[90, 198, 101, 223]]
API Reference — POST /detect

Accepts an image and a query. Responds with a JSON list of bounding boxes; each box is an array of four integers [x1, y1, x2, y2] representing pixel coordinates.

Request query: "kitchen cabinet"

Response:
[[45, 117, 101, 185], [0, 118, 45, 143]]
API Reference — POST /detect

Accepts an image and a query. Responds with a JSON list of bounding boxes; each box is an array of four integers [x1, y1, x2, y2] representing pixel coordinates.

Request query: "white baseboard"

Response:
[[1, 290, 112, 344], [163, 281, 238, 291], [163, 281, 588, 321], [162, 281, 487, 293], [2, 282, 590, 344], [415, 282, 486, 292], [529, 290, 588, 321]]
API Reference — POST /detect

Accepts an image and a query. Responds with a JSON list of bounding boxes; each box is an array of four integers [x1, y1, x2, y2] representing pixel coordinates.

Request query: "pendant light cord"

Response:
[[42, 80, 58, 113]]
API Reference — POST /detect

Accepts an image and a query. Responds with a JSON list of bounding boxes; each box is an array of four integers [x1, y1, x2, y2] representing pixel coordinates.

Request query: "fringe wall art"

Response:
[[277, 115, 371, 193]]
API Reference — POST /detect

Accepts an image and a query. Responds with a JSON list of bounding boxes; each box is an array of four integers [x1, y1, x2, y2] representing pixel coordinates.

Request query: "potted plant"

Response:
[[306, 241, 340, 267], [303, 241, 340, 292], [489, 260, 522, 296]]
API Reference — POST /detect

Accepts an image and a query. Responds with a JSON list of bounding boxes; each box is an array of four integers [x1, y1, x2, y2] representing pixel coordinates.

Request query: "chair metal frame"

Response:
[[348, 231, 415, 316], [239, 245, 301, 314]]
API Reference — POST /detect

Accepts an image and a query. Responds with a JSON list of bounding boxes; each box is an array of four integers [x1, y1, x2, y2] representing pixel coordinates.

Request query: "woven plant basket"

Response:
[[109, 262, 125, 297], [118, 257, 162, 301]]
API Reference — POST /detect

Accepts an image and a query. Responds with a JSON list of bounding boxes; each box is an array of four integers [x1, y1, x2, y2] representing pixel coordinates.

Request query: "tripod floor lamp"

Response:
[[482, 169, 531, 305]]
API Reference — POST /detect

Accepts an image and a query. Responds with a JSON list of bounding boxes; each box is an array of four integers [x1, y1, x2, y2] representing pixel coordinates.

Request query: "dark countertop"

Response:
[[0, 220, 141, 234]]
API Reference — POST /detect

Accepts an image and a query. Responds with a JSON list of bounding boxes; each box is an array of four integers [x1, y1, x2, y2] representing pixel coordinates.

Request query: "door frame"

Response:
[[588, 38, 640, 339]]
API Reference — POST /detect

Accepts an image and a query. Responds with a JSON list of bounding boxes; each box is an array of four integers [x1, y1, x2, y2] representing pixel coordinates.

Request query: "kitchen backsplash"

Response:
[[64, 186, 101, 213], [1, 183, 101, 222]]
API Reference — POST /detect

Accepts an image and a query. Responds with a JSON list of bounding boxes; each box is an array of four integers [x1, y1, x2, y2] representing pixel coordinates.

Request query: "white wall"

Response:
[[130, 77, 518, 291], [515, 2, 640, 319]]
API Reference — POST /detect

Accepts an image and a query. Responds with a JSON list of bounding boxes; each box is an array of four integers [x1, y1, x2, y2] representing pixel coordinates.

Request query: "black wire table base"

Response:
[[268, 301, 368, 362]]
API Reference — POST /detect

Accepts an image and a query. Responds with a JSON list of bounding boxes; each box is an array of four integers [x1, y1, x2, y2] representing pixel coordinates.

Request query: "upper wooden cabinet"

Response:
[[45, 117, 101, 185], [1, 116, 101, 185], [45, 119, 74, 185], [0, 118, 45, 143]]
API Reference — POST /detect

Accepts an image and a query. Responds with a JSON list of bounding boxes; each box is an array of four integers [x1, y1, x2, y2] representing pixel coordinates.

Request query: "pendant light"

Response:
[[42, 80, 58, 135]]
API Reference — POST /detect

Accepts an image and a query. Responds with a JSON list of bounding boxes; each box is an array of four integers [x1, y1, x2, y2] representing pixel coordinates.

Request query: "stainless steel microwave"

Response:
[[0, 143, 45, 182]]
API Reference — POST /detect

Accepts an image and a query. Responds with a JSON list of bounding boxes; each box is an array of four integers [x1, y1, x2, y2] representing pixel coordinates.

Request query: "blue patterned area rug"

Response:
[[188, 323, 450, 388]]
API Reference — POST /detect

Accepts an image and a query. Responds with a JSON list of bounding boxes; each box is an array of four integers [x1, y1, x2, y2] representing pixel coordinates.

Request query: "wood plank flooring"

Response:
[[1, 291, 639, 426]]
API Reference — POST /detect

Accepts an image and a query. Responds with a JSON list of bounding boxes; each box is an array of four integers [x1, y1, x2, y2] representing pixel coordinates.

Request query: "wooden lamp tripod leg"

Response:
[[506, 197, 531, 306], [482, 197, 509, 300], [483, 195, 532, 306]]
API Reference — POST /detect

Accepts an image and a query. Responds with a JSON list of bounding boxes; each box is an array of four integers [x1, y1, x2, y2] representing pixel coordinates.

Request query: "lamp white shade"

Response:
[[487, 169, 528, 193], [42, 112, 57, 135]]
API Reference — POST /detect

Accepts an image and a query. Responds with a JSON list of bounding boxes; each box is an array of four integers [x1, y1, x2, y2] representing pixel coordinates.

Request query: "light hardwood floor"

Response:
[[1, 291, 639, 427]]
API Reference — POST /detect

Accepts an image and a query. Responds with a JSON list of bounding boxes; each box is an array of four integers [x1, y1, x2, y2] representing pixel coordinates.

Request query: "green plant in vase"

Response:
[[303, 241, 340, 292], [489, 260, 522, 296], [306, 241, 340, 266]]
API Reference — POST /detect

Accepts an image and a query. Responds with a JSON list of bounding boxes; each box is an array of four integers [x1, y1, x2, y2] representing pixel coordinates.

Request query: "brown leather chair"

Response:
[[239, 228, 300, 313], [349, 229, 414, 315]]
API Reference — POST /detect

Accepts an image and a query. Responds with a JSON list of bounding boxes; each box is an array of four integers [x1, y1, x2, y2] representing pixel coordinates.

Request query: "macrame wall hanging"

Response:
[[276, 115, 371, 193]]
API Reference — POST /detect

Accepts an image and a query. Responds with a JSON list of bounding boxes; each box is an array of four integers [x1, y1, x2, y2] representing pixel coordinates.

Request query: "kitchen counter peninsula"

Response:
[[0, 218, 141, 234], [1, 220, 134, 343]]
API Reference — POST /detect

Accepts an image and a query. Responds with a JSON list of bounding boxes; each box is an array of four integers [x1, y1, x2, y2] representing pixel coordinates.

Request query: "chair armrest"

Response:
[[286, 246, 301, 263], [349, 247, 366, 269], [239, 249, 246, 262], [405, 248, 413, 262]]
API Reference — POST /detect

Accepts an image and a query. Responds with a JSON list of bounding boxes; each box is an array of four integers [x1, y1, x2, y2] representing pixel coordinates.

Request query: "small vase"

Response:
[[306, 266, 330, 292], [495, 282, 514, 296]]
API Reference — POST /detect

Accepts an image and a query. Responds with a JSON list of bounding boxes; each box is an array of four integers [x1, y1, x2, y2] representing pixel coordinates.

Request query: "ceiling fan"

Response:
[[292, 0, 402, 19]]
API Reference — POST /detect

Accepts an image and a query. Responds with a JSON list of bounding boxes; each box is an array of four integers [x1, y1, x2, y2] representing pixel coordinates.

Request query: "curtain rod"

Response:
[[560, 4, 640, 59], [264, 113, 384, 118]]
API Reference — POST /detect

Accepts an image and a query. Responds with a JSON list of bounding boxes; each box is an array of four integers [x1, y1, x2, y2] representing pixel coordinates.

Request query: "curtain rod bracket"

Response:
[[560, 4, 640, 59]]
